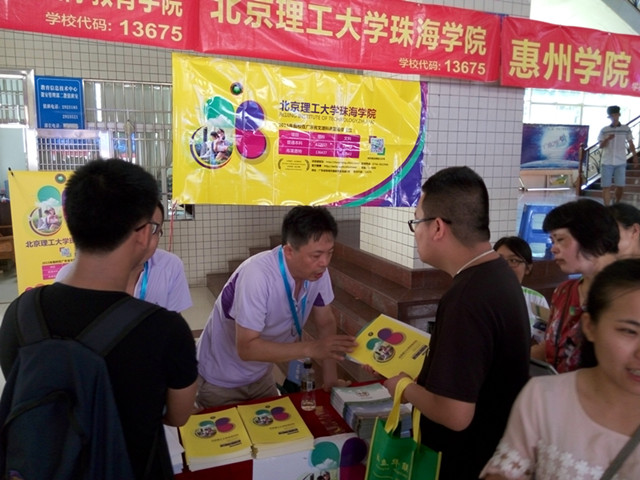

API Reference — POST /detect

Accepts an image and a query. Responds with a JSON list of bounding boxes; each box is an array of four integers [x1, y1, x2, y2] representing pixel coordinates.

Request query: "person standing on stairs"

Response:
[[195, 206, 357, 408], [598, 105, 637, 206]]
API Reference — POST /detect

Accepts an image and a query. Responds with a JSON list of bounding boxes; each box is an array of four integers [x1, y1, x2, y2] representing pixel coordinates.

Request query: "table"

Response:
[[175, 389, 357, 479]]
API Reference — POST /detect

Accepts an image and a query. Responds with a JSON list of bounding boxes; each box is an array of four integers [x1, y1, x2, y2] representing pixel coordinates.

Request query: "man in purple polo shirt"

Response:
[[195, 206, 357, 408]]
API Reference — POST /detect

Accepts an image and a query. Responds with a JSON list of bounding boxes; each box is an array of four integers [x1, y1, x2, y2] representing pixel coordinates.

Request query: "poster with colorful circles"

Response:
[[8, 171, 75, 294], [347, 314, 431, 379], [172, 53, 426, 206], [253, 433, 368, 480]]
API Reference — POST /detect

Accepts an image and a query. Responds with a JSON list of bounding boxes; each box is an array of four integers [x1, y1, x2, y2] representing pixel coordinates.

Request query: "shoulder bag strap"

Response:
[[16, 287, 50, 345], [77, 296, 161, 356], [600, 423, 640, 480]]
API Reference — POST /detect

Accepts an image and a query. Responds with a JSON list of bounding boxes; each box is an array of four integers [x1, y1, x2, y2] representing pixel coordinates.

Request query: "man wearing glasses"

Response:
[[385, 166, 530, 480], [55, 201, 192, 314], [195, 206, 357, 408], [0, 159, 198, 478]]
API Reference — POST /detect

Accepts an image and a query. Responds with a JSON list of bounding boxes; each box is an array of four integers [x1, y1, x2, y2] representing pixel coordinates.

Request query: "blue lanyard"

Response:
[[138, 261, 149, 301], [278, 247, 308, 340]]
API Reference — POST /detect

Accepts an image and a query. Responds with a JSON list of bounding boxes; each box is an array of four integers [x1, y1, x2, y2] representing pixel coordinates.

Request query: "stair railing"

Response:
[[577, 114, 640, 195]]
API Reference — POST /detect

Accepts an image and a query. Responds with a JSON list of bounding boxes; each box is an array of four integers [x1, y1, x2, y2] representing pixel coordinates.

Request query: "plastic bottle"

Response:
[[300, 359, 316, 411]]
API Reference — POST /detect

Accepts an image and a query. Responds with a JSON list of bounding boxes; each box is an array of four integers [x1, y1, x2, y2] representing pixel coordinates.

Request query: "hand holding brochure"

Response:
[[347, 314, 430, 379]]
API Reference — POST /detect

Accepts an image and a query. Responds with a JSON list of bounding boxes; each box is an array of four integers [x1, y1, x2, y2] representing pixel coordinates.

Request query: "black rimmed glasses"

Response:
[[505, 257, 526, 267], [135, 221, 163, 237], [407, 217, 452, 233]]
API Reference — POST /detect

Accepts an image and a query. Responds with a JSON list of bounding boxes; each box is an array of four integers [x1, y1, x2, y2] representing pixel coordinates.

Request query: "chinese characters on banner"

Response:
[[172, 54, 426, 206], [0, 0, 500, 82], [198, 0, 501, 82], [2, 1, 640, 96], [502, 17, 640, 96], [0, 0, 198, 51], [8, 171, 75, 294]]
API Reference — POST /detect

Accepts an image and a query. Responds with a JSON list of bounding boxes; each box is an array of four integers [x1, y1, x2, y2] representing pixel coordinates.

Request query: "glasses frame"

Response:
[[135, 221, 163, 237], [505, 257, 526, 267], [407, 217, 452, 233]]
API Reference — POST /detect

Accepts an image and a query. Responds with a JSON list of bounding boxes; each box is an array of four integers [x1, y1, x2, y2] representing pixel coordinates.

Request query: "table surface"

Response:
[[175, 388, 357, 479]]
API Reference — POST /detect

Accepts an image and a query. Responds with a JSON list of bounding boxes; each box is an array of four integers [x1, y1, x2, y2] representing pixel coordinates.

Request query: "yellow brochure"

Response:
[[347, 314, 430, 379]]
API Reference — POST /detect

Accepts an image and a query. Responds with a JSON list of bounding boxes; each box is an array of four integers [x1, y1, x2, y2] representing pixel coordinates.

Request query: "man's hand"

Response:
[[383, 372, 412, 401], [308, 334, 357, 361]]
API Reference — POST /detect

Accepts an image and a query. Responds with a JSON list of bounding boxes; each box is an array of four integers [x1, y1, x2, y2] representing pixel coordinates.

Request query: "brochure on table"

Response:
[[179, 406, 253, 470], [237, 396, 314, 458]]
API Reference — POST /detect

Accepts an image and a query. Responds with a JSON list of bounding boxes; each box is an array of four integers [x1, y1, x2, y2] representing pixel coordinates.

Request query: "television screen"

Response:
[[521, 124, 589, 169]]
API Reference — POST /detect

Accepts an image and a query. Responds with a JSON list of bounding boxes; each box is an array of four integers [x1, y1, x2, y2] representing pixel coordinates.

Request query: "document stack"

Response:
[[179, 407, 253, 471], [331, 383, 411, 441], [236, 396, 314, 459], [164, 426, 185, 474]]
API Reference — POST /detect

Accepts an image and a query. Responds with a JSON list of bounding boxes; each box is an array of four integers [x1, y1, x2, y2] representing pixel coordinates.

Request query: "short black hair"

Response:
[[494, 236, 533, 265], [543, 199, 618, 257], [607, 105, 620, 116], [281, 206, 338, 249], [608, 202, 640, 228], [421, 166, 490, 245], [64, 158, 158, 252]]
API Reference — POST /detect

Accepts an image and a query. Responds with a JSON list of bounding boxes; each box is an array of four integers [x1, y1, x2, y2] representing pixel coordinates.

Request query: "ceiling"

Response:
[[531, 0, 640, 34]]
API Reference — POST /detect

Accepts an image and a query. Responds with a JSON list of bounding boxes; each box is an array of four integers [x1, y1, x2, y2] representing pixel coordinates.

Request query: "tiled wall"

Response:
[[0, 0, 530, 282], [362, 0, 531, 269]]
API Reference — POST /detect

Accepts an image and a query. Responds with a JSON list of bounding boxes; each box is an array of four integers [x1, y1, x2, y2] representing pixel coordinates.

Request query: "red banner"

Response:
[[502, 17, 640, 96], [197, 0, 501, 82], [0, 0, 199, 51]]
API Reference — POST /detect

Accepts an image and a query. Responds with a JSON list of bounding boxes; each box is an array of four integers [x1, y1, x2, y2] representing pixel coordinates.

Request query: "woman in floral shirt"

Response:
[[530, 199, 618, 373]]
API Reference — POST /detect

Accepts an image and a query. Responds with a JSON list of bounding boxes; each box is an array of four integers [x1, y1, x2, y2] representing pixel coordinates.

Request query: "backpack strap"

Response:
[[16, 287, 51, 346], [77, 296, 162, 356], [16, 287, 161, 356]]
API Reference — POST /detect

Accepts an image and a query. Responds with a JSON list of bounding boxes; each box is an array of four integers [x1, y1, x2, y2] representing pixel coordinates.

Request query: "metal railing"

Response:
[[576, 114, 640, 195]]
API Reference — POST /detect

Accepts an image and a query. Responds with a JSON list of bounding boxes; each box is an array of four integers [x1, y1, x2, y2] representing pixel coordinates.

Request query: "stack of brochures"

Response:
[[179, 407, 253, 471], [252, 432, 368, 480], [331, 383, 411, 441], [164, 426, 185, 474], [236, 396, 314, 459]]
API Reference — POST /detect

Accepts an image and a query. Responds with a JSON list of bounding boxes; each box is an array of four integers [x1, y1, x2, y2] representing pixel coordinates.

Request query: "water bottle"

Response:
[[300, 359, 316, 411]]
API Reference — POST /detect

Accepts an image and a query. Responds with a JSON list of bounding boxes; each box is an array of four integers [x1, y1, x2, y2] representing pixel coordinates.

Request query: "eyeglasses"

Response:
[[505, 257, 526, 267], [135, 221, 163, 237], [407, 217, 452, 233]]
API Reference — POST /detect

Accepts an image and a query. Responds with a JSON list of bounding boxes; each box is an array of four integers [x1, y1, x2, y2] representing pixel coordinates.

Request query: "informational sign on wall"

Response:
[[172, 54, 426, 207], [8, 171, 74, 294], [35, 76, 85, 129]]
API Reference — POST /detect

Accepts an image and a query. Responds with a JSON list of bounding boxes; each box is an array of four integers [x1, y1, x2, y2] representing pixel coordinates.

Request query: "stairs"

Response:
[[206, 220, 569, 385], [583, 162, 640, 205]]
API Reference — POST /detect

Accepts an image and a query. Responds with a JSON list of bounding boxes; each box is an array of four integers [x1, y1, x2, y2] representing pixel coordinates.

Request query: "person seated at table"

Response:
[[494, 236, 549, 344], [55, 201, 192, 313], [195, 206, 357, 408], [481, 258, 640, 479]]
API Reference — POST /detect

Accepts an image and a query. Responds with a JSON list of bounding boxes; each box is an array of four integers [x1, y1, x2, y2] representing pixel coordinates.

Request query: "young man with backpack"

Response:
[[0, 159, 198, 479]]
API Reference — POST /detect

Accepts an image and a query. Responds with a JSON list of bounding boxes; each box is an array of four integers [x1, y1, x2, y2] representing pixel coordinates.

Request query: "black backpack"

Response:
[[0, 287, 160, 480]]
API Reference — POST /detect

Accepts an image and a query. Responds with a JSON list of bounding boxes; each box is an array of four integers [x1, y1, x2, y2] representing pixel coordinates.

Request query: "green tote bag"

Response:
[[365, 377, 441, 480]]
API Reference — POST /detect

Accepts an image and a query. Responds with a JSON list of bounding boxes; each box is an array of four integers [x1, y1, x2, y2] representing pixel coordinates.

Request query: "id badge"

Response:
[[286, 358, 305, 386]]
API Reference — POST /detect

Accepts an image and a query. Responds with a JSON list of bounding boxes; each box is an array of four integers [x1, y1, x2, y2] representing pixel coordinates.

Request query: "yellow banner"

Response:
[[172, 53, 426, 206], [9, 171, 74, 294]]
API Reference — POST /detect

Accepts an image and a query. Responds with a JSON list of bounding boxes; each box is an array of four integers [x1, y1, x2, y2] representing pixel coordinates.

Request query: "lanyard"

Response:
[[138, 261, 150, 301], [278, 247, 308, 340]]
